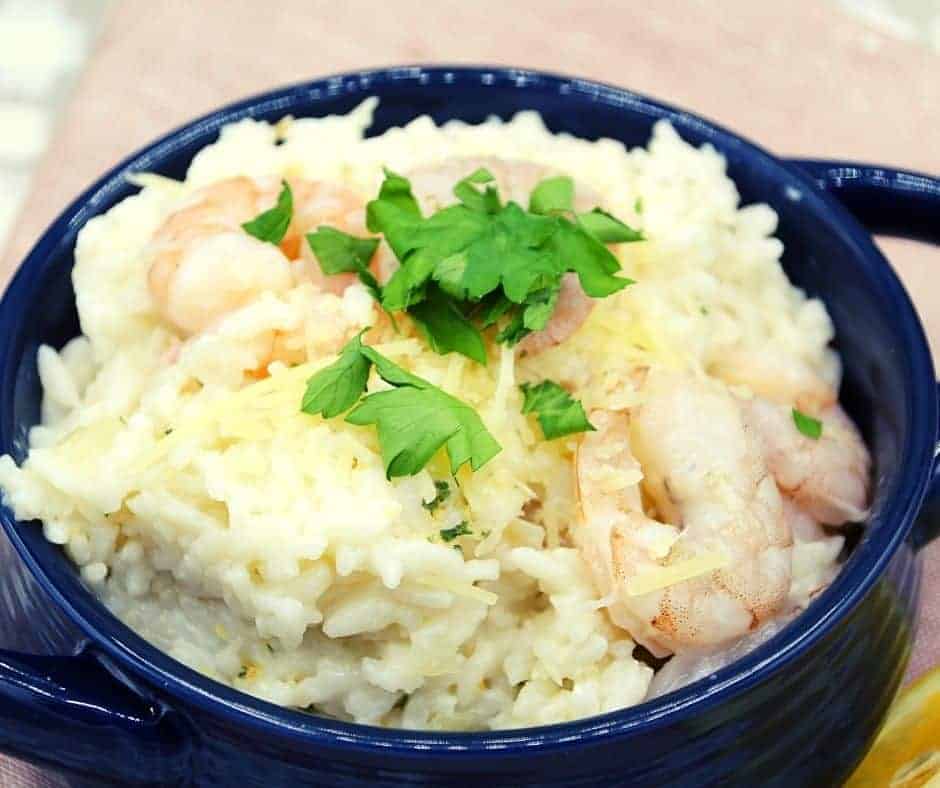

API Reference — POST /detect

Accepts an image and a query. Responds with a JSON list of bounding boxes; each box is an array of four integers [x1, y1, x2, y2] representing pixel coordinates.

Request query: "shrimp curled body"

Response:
[[712, 349, 871, 526], [147, 176, 369, 337], [575, 370, 792, 656]]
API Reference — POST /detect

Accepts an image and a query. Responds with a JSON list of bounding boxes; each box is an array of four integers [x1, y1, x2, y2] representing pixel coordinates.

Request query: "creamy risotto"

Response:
[[0, 100, 870, 730]]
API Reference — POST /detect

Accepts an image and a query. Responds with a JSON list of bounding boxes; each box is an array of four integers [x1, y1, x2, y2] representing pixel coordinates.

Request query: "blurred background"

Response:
[[0, 1, 936, 785], [0, 0, 937, 344], [0, 0, 937, 254]]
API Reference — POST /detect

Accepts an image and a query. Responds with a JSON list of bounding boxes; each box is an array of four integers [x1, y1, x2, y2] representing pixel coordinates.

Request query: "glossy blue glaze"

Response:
[[0, 67, 937, 786]]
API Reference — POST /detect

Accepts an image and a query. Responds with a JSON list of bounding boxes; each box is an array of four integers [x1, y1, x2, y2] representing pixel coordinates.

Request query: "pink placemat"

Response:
[[0, 1, 937, 784]]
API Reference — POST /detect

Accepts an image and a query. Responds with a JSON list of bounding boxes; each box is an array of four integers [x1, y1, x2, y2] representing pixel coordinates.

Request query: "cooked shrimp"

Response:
[[406, 157, 603, 353], [647, 615, 791, 699], [783, 496, 828, 544], [711, 349, 870, 525], [147, 176, 370, 335], [647, 498, 828, 699], [743, 397, 869, 525], [647, 499, 841, 699], [575, 370, 792, 655], [710, 348, 836, 413]]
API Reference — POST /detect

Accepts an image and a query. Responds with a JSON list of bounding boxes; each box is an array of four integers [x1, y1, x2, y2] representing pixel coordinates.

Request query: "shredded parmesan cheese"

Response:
[[416, 574, 498, 606], [625, 551, 729, 596]]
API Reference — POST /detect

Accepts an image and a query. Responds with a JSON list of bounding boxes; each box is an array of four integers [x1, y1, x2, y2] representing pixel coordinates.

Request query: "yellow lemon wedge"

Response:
[[846, 667, 940, 787]]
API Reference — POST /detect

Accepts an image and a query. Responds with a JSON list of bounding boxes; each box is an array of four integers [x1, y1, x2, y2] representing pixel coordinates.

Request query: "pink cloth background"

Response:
[[0, 1, 937, 784]]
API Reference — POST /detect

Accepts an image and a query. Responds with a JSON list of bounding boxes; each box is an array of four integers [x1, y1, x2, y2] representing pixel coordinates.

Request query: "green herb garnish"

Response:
[[792, 408, 823, 440], [528, 175, 574, 215], [301, 335, 501, 478], [576, 208, 644, 244], [242, 181, 293, 244], [423, 480, 451, 512], [408, 284, 487, 364], [520, 380, 595, 440], [305, 226, 381, 299], [300, 330, 372, 418], [308, 167, 641, 361], [440, 521, 472, 541]]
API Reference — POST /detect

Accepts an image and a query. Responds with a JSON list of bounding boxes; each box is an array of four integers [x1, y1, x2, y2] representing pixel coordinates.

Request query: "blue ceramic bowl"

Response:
[[0, 67, 938, 787]]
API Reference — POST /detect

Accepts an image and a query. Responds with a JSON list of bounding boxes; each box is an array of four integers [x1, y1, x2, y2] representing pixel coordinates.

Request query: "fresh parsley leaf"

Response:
[[485, 205, 560, 303], [300, 336, 501, 477], [577, 209, 644, 243], [301, 331, 371, 418], [550, 221, 634, 298], [439, 521, 471, 541], [476, 292, 514, 328], [453, 168, 501, 214], [418, 202, 558, 306], [374, 167, 422, 217], [377, 205, 492, 310], [242, 181, 293, 244], [520, 380, 595, 440], [351, 168, 640, 362], [519, 286, 559, 333], [347, 386, 501, 478], [634, 196, 644, 214], [495, 309, 528, 346], [305, 227, 381, 298], [423, 480, 451, 512], [344, 345, 501, 477], [358, 345, 428, 388], [493, 286, 560, 347], [408, 285, 487, 364], [529, 176, 574, 215], [366, 169, 428, 269], [792, 408, 823, 440]]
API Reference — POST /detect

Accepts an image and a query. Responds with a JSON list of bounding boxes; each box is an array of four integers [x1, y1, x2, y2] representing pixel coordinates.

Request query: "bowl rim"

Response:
[[0, 64, 935, 756]]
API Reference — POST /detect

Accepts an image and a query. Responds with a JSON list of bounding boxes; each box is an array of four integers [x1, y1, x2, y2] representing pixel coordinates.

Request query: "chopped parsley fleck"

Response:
[[422, 480, 451, 512], [520, 380, 595, 440], [305, 226, 382, 300], [440, 521, 472, 542], [792, 408, 823, 440], [242, 181, 293, 244]]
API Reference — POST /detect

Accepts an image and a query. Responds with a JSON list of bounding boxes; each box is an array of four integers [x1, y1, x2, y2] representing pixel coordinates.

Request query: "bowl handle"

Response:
[[0, 645, 190, 783], [788, 159, 940, 548], [912, 385, 940, 550], [786, 159, 940, 245]]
